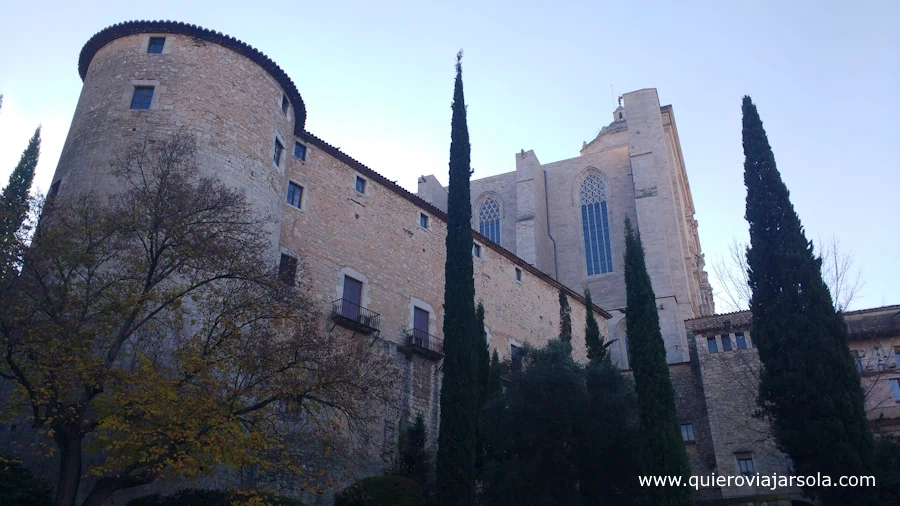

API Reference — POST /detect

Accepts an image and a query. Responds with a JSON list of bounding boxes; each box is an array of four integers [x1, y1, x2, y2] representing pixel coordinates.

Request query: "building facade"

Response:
[[3, 19, 896, 506], [1, 20, 609, 505], [418, 90, 716, 367]]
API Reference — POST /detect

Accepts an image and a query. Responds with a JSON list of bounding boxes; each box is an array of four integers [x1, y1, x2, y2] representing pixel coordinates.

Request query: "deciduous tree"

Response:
[[0, 132, 396, 506]]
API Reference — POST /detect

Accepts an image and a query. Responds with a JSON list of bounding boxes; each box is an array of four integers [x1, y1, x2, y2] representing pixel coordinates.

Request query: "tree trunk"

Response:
[[54, 431, 84, 506]]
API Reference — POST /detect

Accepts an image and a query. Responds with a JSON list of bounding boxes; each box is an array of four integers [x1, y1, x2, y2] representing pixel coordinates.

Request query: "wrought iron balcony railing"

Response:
[[331, 299, 381, 334], [401, 328, 444, 360]]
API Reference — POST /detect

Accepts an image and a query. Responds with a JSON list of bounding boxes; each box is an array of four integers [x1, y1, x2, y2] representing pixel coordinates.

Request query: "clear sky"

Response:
[[1, 0, 897, 311]]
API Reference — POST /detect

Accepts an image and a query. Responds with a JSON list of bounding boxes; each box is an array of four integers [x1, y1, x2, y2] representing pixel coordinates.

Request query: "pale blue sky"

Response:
[[1, 0, 897, 310]]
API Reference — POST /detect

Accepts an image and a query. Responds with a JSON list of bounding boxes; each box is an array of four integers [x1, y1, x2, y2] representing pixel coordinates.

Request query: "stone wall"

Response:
[[282, 131, 609, 489], [51, 31, 292, 256]]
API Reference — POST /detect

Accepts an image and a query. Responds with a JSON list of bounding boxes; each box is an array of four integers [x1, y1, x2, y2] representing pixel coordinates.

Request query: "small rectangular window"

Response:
[[286, 181, 303, 209], [891, 379, 900, 402], [472, 243, 481, 258], [293, 141, 306, 160], [680, 423, 695, 442], [274, 138, 284, 166], [130, 86, 154, 110], [737, 453, 755, 476], [852, 350, 863, 373], [894, 347, 900, 369], [278, 253, 298, 285], [148, 37, 166, 54], [721, 334, 733, 352], [515, 267, 522, 282], [281, 95, 289, 114], [419, 212, 429, 228], [707, 336, 718, 353], [355, 175, 367, 194], [735, 332, 748, 349]]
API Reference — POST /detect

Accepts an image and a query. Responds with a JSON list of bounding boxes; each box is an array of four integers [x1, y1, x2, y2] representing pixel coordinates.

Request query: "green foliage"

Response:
[[577, 361, 645, 506], [485, 350, 504, 401], [435, 50, 478, 506], [480, 340, 587, 506], [623, 217, 693, 506], [558, 291, 572, 345], [583, 290, 606, 364], [0, 455, 52, 506], [127, 489, 306, 506], [334, 477, 426, 506], [0, 126, 39, 279], [741, 96, 875, 505], [396, 413, 431, 489], [874, 432, 900, 503]]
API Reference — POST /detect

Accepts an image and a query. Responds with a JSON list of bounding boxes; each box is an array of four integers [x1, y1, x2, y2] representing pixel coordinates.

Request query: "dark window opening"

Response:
[[274, 138, 284, 166], [281, 95, 289, 114], [340, 275, 364, 320], [735, 332, 748, 349], [148, 37, 165, 54], [737, 454, 755, 476], [278, 254, 298, 285], [681, 423, 695, 442], [355, 175, 367, 194], [472, 243, 481, 258], [294, 141, 306, 160], [419, 213, 429, 228], [130, 86, 154, 110], [48, 181, 60, 199], [852, 350, 863, 373], [707, 336, 718, 353], [510, 343, 525, 372], [515, 267, 522, 282], [618, 112, 623, 120], [721, 334, 733, 351], [286, 182, 303, 209]]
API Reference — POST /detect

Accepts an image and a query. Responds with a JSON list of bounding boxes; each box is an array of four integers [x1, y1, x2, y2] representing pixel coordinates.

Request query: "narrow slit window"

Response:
[[281, 95, 289, 114], [274, 138, 284, 166], [472, 243, 481, 258], [355, 176, 367, 194]]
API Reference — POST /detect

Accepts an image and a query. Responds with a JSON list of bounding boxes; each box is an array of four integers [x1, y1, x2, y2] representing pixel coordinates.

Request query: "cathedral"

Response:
[[419, 88, 715, 369], [3, 20, 898, 506]]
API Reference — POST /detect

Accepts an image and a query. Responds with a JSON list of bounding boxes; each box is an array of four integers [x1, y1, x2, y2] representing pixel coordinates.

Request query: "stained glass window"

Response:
[[580, 173, 613, 275], [479, 197, 501, 244]]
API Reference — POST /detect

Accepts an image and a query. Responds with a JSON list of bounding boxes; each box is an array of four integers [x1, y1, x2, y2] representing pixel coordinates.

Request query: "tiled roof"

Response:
[[298, 131, 612, 320], [79, 20, 307, 132], [685, 305, 900, 339]]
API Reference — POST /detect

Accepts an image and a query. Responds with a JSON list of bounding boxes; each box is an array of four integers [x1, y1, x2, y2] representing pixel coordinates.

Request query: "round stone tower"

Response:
[[50, 20, 307, 255]]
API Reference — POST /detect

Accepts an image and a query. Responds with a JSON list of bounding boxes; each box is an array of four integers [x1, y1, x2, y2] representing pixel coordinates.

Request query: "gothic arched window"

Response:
[[478, 198, 501, 244], [580, 173, 613, 275]]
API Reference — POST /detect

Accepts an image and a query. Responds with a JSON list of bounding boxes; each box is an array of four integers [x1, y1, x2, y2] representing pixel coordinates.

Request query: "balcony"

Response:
[[400, 328, 444, 361], [331, 299, 381, 334]]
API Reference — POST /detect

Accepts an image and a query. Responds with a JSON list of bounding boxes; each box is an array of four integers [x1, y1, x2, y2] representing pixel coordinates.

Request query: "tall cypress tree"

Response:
[[623, 217, 693, 506], [474, 302, 490, 480], [0, 126, 40, 278], [435, 51, 478, 506], [558, 291, 573, 346], [742, 96, 874, 504], [583, 290, 605, 364]]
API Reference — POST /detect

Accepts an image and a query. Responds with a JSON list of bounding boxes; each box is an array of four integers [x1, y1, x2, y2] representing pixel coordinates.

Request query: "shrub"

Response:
[[334, 476, 426, 506], [0, 455, 53, 506], [126, 488, 305, 506]]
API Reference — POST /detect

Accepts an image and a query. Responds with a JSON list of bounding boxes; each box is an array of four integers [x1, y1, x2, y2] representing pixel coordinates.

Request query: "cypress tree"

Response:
[[0, 126, 40, 278], [742, 96, 874, 504], [474, 302, 490, 480], [486, 350, 503, 400], [435, 51, 478, 506], [558, 291, 573, 345], [623, 217, 693, 506], [583, 290, 605, 364]]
